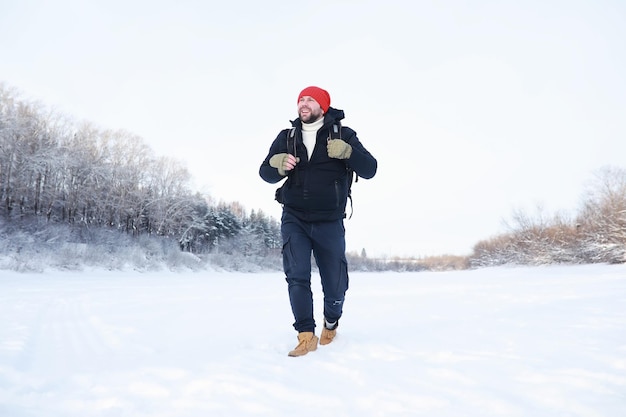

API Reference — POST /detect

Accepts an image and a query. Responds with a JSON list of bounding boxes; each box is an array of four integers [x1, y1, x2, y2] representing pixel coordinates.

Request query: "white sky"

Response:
[[1, 0, 625, 258]]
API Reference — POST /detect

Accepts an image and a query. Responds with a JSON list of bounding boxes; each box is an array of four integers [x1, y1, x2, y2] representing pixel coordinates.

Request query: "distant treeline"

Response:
[[1, 83, 624, 272], [0, 83, 280, 258], [469, 165, 626, 266], [361, 166, 626, 270]]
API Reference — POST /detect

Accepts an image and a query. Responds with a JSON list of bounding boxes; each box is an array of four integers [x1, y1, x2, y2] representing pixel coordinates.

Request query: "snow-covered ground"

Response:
[[1, 264, 625, 417]]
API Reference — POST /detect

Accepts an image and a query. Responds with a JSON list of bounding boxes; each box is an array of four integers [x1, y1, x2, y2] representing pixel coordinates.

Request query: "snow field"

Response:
[[0, 264, 625, 416]]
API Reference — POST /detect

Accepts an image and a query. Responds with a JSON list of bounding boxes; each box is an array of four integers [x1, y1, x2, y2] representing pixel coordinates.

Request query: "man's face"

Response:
[[298, 96, 324, 123]]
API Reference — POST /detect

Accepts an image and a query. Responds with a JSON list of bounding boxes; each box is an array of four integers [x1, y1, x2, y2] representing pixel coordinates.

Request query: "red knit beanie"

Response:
[[297, 86, 331, 113]]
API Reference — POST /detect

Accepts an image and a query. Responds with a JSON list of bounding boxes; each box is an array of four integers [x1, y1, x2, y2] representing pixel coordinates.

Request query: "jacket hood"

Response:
[[324, 107, 345, 123]]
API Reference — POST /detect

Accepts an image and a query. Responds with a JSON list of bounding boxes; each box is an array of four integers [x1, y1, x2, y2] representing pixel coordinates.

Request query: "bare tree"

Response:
[[577, 166, 626, 263]]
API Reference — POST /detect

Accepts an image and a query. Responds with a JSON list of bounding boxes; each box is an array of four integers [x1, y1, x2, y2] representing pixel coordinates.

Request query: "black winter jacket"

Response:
[[259, 108, 377, 222]]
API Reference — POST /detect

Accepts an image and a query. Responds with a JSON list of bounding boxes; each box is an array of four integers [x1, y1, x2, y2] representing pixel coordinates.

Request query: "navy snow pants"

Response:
[[281, 211, 349, 333]]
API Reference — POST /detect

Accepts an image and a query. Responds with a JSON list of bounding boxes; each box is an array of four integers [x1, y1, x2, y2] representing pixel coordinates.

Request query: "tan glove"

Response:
[[327, 139, 352, 159], [269, 153, 299, 176]]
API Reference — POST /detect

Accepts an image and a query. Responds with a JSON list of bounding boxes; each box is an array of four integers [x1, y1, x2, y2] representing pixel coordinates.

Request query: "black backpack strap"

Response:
[[287, 127, 296, 156], [331, 123, 341, 140], [287, 127, 302, 185], [329, 122, 357, 219], [275, 127, 298, 205]]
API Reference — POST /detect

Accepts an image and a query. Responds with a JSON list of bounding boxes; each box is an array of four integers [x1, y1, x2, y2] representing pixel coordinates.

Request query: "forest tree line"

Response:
[[0, 83, 280, 259]]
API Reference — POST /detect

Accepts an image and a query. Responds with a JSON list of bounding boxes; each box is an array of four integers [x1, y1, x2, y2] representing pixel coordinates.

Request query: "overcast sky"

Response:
[[2, 0, 625, 258]]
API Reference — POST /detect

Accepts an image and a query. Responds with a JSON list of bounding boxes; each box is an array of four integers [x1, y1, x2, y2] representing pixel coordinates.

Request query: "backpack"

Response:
[[278, 122, 358, 219]]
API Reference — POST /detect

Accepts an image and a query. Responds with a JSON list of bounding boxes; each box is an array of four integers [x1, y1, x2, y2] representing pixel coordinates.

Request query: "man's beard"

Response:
[[299, 108, 323, 123]]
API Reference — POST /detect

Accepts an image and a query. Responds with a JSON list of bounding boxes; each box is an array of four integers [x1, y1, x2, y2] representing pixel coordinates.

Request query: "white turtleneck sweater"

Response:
[[301, 117, 324, 160]]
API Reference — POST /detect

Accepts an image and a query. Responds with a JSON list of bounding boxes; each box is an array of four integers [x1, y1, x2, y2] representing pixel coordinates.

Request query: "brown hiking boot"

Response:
[[320, 319, 338, 345], [320, 327, 336, 345], [288, 332, 318, 357]]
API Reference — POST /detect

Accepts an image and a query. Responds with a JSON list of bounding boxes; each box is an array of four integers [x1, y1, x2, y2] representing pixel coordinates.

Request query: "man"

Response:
[[259, 86, 377, 357]]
